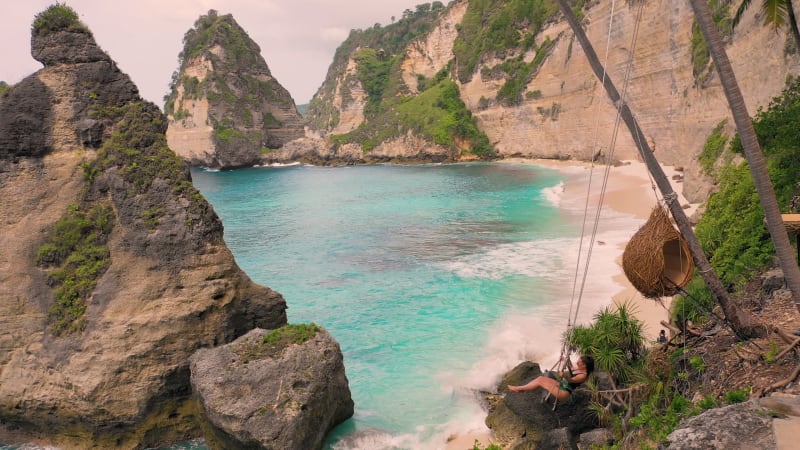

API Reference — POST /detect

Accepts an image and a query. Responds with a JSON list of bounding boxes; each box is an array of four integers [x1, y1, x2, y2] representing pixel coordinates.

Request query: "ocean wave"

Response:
[[540, 181, 565, 207]]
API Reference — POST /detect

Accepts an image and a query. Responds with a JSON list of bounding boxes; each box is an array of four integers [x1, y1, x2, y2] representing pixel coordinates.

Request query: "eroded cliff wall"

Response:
[[304, 0, 799, 200], [462, 0, 799, 201]]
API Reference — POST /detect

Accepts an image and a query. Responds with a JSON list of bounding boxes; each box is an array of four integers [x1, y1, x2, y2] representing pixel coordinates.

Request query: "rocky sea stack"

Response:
[[0, 5, 308, 448], [165, 9, 305, 169], [190, 326, 354, 449]]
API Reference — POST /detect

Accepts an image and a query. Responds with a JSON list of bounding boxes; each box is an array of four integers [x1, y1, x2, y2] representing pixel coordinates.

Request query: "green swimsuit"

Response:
[[558, 371, 584, 393]]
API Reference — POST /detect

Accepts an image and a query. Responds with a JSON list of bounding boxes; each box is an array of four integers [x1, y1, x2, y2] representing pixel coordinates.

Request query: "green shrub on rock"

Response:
[[32, 3, 89, 36]]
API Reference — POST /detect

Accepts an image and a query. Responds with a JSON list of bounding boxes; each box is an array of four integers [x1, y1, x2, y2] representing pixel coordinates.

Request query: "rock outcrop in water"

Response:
[[484, 362, 606, 449], [165, 10, 304, 169], [190, 327, 354, 450], [0, 6, 289, 448]]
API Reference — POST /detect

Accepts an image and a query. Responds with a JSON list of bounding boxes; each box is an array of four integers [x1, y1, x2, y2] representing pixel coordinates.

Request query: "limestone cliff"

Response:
[[301, 0, 799, 199], [165, 10, 304, 169], [295, 1, 493, 165], [0, 6, 286, 448]]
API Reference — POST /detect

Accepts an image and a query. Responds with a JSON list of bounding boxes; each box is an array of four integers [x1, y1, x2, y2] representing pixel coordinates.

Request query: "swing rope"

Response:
[[559, 0, 646, 371]]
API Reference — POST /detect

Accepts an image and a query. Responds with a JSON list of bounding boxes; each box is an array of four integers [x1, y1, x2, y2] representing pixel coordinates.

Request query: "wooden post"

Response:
[[782, 214, 800, 265]]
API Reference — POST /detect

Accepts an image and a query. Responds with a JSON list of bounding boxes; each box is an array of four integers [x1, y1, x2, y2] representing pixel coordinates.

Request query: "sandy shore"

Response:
[[516, 157, 697, 340], [445, 158, 697, 449]]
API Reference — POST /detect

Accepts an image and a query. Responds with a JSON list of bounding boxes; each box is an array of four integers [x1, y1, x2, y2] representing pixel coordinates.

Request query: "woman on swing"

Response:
[[508, 355, 594, 401]]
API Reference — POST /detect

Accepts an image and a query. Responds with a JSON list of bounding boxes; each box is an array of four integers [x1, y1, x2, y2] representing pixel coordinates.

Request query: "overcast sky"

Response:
[[1, 0, 426, 107]]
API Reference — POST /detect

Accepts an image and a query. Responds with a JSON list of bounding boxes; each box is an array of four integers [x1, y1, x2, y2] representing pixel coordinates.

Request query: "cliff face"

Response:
[[303, 0, 799, 199], [461, 0, 799, 201], [166, 10, 304, 169], [0, 8, 286, 448]]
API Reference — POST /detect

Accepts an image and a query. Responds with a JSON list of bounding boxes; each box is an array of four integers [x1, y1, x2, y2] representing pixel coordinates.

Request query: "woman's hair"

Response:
[[580, 355, 595, 374]]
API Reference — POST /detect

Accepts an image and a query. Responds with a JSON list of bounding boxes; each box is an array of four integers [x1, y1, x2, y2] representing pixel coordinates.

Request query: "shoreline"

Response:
[[511, 157, 696, 340], [448, 158, 697, 449]]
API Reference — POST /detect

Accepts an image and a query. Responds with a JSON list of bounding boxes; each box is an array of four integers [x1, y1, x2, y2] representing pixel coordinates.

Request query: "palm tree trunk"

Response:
[[689, 0, 800, 307], [787, 0, 800, 52], [553, 0, 763, 337]]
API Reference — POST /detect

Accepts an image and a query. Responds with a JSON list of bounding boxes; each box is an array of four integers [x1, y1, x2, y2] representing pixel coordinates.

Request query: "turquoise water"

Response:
[[1, 162, 641, 450], [190, 163, 582, 449]]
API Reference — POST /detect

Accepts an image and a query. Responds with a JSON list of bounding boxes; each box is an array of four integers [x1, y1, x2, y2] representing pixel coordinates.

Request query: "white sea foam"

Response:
[[263, 161, 301, 167], [541, 180, 565, 207]]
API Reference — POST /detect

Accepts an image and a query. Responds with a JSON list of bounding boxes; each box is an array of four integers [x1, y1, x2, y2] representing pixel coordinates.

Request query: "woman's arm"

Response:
[[564, 370, 587, 384]]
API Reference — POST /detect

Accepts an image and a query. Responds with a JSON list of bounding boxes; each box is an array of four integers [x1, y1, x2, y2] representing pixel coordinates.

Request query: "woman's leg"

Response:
[[508, 375, 558, 393], [508, 376, 570, 401]]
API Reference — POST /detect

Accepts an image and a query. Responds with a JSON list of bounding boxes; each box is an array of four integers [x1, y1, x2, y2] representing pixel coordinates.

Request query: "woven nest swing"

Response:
[[622, 205, 694, 298]]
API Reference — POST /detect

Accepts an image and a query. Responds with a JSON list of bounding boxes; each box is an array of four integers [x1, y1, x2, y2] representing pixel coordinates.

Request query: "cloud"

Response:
[[320, 27, 350, 43]]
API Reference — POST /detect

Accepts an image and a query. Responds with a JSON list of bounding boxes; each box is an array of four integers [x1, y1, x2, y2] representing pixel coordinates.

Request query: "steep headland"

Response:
[[165, 9, 304, 170], [287, 0, 799, 202], [0, 6, 288, 448]]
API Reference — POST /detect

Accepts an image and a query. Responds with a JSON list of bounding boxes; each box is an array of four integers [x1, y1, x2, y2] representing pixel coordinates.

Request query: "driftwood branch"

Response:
[[765, 362, 800, 394], [775, 336, 800, 361], [773, 327, 798, 345], [661, 320, 681, 335]]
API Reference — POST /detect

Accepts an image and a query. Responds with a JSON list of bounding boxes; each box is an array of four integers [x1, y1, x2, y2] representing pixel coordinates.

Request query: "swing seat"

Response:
[[542, 390, 560, 410], [622, 206, 694, 298]]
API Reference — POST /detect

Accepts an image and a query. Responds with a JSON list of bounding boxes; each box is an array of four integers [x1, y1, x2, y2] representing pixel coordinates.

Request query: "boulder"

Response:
[[190, 327, 354, 450], [663, 399, 775, 449], [485, 362, 599, 448]]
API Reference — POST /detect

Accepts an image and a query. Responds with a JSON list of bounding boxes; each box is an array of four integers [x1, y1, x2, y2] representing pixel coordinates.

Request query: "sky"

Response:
[[1, 0, 426, 107]]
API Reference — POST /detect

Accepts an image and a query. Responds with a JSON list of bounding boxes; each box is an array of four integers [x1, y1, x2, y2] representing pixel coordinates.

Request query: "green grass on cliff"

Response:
[[232, 324, 322, 362], [331, 63, 493, 157], [452, 0, 559, 83], [304, 2, 447, 131], [32, 3, 89, 36], [36, 203, 114, 335]]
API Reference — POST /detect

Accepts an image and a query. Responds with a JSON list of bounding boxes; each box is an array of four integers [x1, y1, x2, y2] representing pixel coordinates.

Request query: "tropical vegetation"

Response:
[[32, 2, 88, 36], [35, 203, 114, 335], [732, 0, 800, 52], [452, 0, 561, 92], [695, 76, 800, 286], [307, 3, 494, 157]]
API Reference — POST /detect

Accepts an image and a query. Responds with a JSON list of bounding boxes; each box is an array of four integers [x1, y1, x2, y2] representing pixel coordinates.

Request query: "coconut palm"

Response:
[[733, 0, 800, 52], [552, 0, 764, 337], [690, 0, 800, 308]]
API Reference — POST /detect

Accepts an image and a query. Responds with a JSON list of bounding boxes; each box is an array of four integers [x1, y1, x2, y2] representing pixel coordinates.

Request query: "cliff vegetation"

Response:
[[695, 76, 800, 286], [164, 9, 303, 168], [306, 2, 494, 158]]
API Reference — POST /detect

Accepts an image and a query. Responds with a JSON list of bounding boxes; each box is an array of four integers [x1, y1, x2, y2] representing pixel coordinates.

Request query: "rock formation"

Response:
[[190, 326, 353, 450], [165, 10, 304, 169], [484, 361, 604, 449], [0, 6, 287, 448], [664, 397, 791, 449]]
